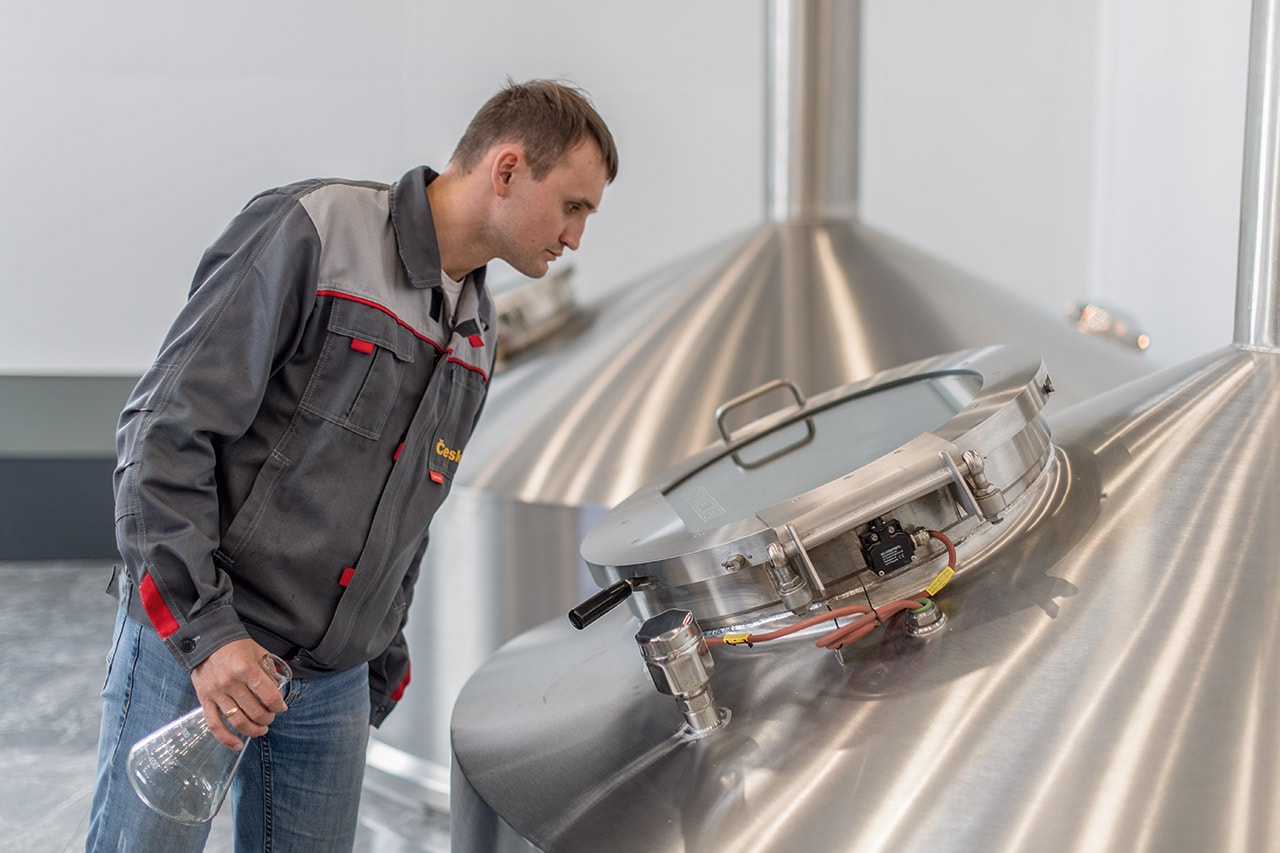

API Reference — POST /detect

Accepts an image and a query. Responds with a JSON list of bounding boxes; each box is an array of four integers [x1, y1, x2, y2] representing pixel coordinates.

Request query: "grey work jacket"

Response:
[[111, 166, 495, 724]]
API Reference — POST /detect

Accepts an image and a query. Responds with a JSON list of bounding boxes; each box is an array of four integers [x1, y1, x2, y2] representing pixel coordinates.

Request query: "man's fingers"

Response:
[[223, 651, 288, 714], [244, 672, 288, 714], [223, 689, 276, 729], [202, 699, 248, 750], [191, 640, 289, 745]]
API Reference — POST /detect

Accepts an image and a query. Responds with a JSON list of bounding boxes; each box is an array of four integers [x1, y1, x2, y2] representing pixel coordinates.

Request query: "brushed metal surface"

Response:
[[451, 345, 1280, 852], [462, 222, 1146, 510], [451, 2, 1280, 845], [767, 0, 860, 221], [380, 173, 1151, 808], [1237, 0, 1280, 350], [372, 492, 599, 812], [374, 0, 1151, 806]]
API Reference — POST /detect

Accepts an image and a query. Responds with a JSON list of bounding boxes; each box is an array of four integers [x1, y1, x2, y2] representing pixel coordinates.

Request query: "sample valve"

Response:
[[635, 609, 729, 737]]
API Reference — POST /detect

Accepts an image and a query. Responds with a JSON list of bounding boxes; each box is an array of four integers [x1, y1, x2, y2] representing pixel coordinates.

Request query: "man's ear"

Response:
[[490, 146, 522, 197]]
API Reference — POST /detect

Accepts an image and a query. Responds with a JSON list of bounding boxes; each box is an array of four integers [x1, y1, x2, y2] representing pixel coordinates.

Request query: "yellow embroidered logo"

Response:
[[435, 438, 462, 463]]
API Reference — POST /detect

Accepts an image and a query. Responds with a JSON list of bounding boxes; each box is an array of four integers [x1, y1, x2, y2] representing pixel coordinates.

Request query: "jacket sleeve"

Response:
[[367, 531, 429, 726], [114, 188, 320, 672]]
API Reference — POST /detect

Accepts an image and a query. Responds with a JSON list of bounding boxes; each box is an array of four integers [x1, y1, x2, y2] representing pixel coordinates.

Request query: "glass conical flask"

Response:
[[127, 652, 291, 825]]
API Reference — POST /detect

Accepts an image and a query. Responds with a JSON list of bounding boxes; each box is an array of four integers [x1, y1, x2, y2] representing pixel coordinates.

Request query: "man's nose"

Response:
[[561, 221, 584, 252]]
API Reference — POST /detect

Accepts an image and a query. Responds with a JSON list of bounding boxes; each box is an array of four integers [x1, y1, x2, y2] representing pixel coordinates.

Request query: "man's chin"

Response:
[[512, 260, 549, 279]]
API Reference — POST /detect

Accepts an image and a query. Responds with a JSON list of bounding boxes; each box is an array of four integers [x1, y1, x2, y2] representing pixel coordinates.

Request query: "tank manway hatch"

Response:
[[453, 345, 1062, 851], [570, 345, 1054, 654]]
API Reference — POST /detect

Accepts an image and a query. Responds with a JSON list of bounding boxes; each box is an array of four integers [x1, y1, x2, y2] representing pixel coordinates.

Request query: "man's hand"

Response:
[[190, 638, 289, 749]]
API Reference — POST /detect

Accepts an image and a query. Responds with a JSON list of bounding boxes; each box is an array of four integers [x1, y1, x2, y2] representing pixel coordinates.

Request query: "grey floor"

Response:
[[0, 562, 450, 853]]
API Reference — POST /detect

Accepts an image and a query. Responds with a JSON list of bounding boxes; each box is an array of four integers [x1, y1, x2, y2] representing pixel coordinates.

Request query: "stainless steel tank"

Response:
[[367, 0, 1151, 815], [449, 0, 1280, 849]]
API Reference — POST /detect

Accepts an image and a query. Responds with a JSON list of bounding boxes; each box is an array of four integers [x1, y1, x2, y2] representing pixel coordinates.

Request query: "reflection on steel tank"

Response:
[[448, 0, 1280, 848], [365, 0, 1152, 813]]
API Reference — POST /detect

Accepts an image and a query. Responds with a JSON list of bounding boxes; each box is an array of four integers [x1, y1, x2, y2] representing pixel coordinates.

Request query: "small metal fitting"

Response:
[[903, 599, 948, 637], [635, 610, 728, 736]]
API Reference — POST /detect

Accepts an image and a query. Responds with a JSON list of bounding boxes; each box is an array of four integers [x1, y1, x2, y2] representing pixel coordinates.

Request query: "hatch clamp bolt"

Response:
[[767, 542, 814, 612], [963, 449, 1007, 522]]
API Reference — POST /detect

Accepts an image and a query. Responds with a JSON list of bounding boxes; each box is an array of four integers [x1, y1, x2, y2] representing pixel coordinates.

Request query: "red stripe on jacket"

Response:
[[316, 290, 442, 351], [139, 572, 181, 638], [316, 290, 489, 382]]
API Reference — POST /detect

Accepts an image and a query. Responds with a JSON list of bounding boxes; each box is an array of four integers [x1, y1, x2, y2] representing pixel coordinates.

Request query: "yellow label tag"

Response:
[[723, 633, 753, 646], [924, 566, 955, 597]]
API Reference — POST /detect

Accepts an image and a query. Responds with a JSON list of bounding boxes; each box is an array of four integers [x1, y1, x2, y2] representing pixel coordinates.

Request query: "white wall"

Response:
[[0, 0, 1259, 374], [1088, 0, 1251, 365], [861, 2, 1103, 333], [0, 1, 764, 374], [861, 0, 1252, 367]]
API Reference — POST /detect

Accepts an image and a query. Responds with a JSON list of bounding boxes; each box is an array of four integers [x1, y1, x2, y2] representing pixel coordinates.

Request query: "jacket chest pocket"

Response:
[[300, 298, 416, 440]]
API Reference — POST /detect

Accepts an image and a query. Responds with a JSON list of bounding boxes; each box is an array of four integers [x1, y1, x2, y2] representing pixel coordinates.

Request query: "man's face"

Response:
[[493, 139, 609, 278]]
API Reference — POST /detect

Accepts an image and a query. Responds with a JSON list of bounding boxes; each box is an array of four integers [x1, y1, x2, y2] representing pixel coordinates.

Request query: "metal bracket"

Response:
[[782, 522, 826, 596]]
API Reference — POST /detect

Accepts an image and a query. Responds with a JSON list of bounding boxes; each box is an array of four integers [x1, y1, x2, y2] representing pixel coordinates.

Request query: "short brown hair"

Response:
[[451, 79, 618, 183]]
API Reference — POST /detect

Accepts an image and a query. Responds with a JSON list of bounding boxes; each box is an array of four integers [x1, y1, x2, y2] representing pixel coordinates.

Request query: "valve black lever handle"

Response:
[[568, 579, 648, 629]]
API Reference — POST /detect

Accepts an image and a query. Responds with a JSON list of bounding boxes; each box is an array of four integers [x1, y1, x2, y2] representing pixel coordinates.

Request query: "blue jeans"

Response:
[[86, 611, 370, 852]]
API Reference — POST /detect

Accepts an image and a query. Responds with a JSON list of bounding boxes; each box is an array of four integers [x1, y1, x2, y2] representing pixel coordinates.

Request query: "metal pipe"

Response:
[[765, 0, 860, 223], [1235, 0, 1280, 350]]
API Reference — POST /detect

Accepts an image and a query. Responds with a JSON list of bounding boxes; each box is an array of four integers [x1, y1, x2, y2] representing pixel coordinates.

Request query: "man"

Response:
[[86, 79, 617, 851]]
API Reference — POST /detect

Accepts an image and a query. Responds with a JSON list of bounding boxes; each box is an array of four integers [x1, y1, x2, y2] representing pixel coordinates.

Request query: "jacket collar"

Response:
[[389, 165, 444, 290], [389, 166, 491, 323]]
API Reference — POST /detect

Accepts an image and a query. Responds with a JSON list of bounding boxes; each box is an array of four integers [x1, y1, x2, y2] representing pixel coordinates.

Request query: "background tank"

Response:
[[367, 0, 1152, 814], [448, 0, 1280, 849]]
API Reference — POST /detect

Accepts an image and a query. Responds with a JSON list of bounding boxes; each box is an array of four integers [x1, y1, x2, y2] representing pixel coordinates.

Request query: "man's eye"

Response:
[[567, 204, 580, 214]]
